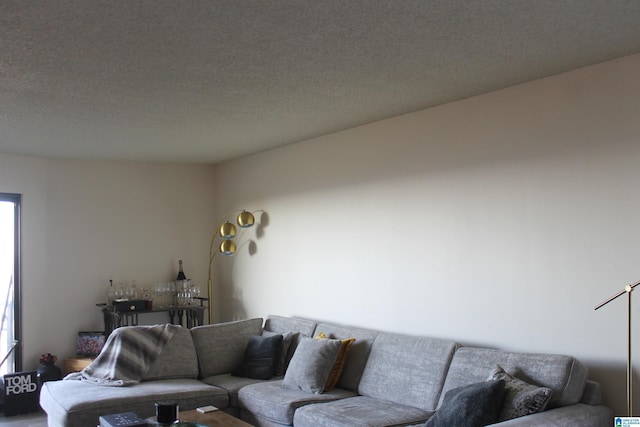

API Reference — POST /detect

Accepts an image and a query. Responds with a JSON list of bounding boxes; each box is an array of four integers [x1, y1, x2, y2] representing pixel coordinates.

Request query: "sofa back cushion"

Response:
[[358, 332, 458, 411], [312, 322, 379, 392], [439, 347, 588, 409], [263, 315, 317, 374], [191, 318, 263, 378], [143, 324, 199, 380], [264, 315, 317, 337]]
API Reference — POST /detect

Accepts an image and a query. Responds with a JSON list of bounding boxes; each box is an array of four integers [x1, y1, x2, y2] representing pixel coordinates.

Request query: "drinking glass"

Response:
[[191, 285, 201, 305], [154, 282, 164, 308], [115, 283, 125, 301]]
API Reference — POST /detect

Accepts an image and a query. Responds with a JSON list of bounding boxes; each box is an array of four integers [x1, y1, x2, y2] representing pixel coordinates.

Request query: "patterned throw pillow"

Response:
[[488, 365, 553, 421]]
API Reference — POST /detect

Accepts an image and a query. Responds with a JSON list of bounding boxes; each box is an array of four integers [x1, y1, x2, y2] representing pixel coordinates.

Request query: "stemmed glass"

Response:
[[191, 285, 201, 305], [154, 282, 165, 308], [115, 283, 125, 301]]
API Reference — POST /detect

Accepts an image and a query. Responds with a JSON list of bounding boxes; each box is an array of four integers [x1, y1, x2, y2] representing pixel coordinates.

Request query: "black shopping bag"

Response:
[[3, 371, 40, 416]]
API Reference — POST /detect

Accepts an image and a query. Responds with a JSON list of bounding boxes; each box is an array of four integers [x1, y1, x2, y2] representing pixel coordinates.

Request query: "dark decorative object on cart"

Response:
[[37, 353, 62, 384]]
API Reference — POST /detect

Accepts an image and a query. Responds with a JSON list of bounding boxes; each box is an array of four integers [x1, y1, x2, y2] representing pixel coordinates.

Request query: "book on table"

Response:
[[99, 412, 148, 427]]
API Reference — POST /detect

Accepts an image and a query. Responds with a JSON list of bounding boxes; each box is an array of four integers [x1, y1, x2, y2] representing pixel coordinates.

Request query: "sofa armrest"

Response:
[[580, 380, 602, 405], [491, 403, 612, 427]]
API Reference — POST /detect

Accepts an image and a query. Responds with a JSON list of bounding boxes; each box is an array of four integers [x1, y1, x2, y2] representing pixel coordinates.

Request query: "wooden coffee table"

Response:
[[149, 409, 254, 426]]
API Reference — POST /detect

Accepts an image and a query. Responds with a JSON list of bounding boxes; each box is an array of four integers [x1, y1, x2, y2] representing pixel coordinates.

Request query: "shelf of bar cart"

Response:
[[97, 298, 208, 336]]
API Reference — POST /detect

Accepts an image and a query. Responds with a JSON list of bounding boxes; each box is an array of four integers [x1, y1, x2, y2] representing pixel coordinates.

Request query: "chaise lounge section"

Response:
[[39, 315, 612, 427]]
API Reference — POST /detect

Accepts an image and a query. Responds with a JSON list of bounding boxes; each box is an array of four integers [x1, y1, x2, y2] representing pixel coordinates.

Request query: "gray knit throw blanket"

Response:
[[65, 324, 176, 386]]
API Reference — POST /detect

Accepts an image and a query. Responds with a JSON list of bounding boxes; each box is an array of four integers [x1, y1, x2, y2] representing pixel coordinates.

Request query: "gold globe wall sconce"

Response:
[[208, 210, 256, 324]]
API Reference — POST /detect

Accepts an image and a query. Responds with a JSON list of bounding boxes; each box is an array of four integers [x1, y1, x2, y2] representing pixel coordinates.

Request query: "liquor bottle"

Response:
[[177, 260, 187, 281]]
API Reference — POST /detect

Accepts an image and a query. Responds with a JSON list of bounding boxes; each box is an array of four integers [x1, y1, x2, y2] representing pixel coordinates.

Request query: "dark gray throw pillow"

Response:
[[424, 380, 506, 427], [232, 334, 283, 380], [262, 330, 294, 376]]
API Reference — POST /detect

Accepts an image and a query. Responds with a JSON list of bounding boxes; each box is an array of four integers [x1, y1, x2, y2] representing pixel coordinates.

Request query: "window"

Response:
[[0, 193, 21, 376]]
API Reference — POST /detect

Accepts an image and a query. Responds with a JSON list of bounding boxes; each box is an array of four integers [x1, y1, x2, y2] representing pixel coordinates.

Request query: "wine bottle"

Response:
[[177, 260, 187, 280]]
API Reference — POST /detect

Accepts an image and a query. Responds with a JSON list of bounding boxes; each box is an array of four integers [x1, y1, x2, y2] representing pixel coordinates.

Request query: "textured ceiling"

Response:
[[1, 1, 640, 164]]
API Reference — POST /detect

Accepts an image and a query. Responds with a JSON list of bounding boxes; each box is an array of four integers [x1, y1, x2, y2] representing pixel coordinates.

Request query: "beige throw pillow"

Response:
[[315, 332, 356, 391]]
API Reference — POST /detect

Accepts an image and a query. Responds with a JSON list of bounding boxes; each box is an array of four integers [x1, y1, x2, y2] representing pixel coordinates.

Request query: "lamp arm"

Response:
[[207, 226, 224, 325], [208, 209, 257, 266], [208, 212, 237, 281], [594, 277, 640, 417], [208, 251, 218, 281], [595, 278, 640, 310], [207, 209, 257, 325]]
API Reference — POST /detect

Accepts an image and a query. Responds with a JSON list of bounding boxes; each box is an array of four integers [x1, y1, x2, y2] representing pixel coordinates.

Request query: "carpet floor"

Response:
[[0, 410, 47, 426]]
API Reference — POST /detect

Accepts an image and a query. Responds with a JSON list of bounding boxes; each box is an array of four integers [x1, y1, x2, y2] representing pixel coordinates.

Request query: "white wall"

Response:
[[1, 52, 637, 417], [0, 154, 216, 372], [216, 53, 640, 416]]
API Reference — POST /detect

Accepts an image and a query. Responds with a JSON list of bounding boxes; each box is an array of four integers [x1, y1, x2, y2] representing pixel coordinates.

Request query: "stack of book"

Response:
[[99, 412, 147, 427]]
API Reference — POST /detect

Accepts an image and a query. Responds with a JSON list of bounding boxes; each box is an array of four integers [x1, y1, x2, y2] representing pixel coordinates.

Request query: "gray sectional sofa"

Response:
[[40, 315, 612, 427]]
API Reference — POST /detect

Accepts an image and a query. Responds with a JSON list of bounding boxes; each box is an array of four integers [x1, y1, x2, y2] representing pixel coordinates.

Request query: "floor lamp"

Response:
[[207, 210, 255, 324], [595, 278, 640, 417]]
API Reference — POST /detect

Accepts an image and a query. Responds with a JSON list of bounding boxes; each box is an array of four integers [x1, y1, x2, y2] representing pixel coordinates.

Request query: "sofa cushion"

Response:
[[358, 332, 458, 411], [439, 347, 586, 409], [232, 334, 283, 380], [262, 330, 293, 376], [293, 395, 432, 427], [203, 373, 273, 409], [282, 336, 342, 394], [191, 318, 263, 377], [424, 379, 506, 427], [40, 378, 228, 427], [238, 379, 356, 425], [488, 365, 553, 421], [312, 322, 379, 391], [143, 324, 199, 381]]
